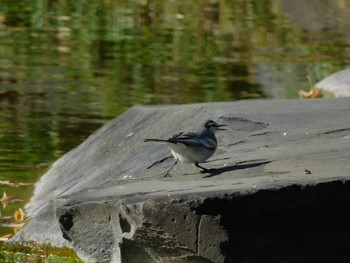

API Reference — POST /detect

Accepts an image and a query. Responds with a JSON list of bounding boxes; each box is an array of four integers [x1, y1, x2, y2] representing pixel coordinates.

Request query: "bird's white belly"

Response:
[[168, 142, 215, 164]]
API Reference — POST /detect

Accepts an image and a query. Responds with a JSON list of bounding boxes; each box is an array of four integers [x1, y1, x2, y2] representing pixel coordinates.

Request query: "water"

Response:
[[0, 0, 349, 258]]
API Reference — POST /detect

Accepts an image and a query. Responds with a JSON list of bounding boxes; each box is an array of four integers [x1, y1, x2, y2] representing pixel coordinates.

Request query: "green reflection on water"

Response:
[[0, 0, 350, 257]]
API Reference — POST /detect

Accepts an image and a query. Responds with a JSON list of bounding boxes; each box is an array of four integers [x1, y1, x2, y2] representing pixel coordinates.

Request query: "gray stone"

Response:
[[12, 98, 350, 262], [314, 68, 350, 97]]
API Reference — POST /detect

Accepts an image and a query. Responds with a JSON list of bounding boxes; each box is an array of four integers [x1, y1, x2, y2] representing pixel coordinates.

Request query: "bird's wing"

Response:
[[168, 132, 217, 149], [198, 137, 217, 149], [170, 131, 194, 139]]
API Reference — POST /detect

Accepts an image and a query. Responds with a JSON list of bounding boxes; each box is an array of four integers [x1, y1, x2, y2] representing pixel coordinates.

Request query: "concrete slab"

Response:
[[12, 98, 350, 263]]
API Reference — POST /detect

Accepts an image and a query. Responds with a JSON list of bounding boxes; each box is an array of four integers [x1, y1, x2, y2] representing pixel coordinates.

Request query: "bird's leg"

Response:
[[163, 159, 178, 177], [195, 161, 210, 172], [147, 156, 173, 169]]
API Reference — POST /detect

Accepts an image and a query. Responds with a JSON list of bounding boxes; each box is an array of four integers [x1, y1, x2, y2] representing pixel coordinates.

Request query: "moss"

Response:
[[0, 242, 83, 263]]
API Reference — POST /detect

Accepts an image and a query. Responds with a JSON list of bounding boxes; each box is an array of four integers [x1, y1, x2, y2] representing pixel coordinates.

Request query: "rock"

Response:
[[299, 69, 350, 98], [12, 98, 350, 262], [314, 68, 350, 97]]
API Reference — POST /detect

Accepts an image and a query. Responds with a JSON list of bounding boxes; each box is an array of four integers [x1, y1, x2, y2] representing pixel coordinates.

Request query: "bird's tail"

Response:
[[144, 138, 168, 143]]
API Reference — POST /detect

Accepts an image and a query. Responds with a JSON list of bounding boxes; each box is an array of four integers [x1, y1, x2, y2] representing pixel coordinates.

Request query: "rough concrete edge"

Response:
[[52, 177, 349, 263]]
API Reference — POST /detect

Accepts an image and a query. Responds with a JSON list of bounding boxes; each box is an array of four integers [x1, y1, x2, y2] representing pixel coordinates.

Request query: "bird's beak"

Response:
[[218, 124, 227, 130]]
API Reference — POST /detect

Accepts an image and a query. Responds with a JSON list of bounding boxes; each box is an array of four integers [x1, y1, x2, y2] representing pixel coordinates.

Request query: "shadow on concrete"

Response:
[[202, 160, 272, 178], [194, 180, 350, 263]]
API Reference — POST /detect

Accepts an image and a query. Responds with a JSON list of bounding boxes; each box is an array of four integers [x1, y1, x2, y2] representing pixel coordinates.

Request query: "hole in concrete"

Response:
[[119, 213, 131, 233], [184, 214, 188, 220], [59, 212, 74, 231], [171, 218, 176, 223]]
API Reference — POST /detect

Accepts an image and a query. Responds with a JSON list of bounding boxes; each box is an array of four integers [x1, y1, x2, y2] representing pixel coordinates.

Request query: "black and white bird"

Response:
[[144, 120, 226, 175]]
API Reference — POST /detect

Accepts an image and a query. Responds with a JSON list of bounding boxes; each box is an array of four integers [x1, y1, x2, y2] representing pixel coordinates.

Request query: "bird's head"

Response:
[[204, 120, 227, 133]]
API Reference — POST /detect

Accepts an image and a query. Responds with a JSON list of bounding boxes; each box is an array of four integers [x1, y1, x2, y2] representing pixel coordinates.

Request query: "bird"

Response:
[[144, 120, 226, 175]]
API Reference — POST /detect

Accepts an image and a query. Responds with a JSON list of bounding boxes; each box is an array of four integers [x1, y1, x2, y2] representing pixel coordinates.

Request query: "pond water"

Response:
[[0, 0, 350, 258]]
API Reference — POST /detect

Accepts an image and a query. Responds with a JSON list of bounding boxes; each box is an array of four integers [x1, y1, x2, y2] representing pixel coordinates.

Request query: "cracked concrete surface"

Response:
[[12, 98, 350, 262]]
